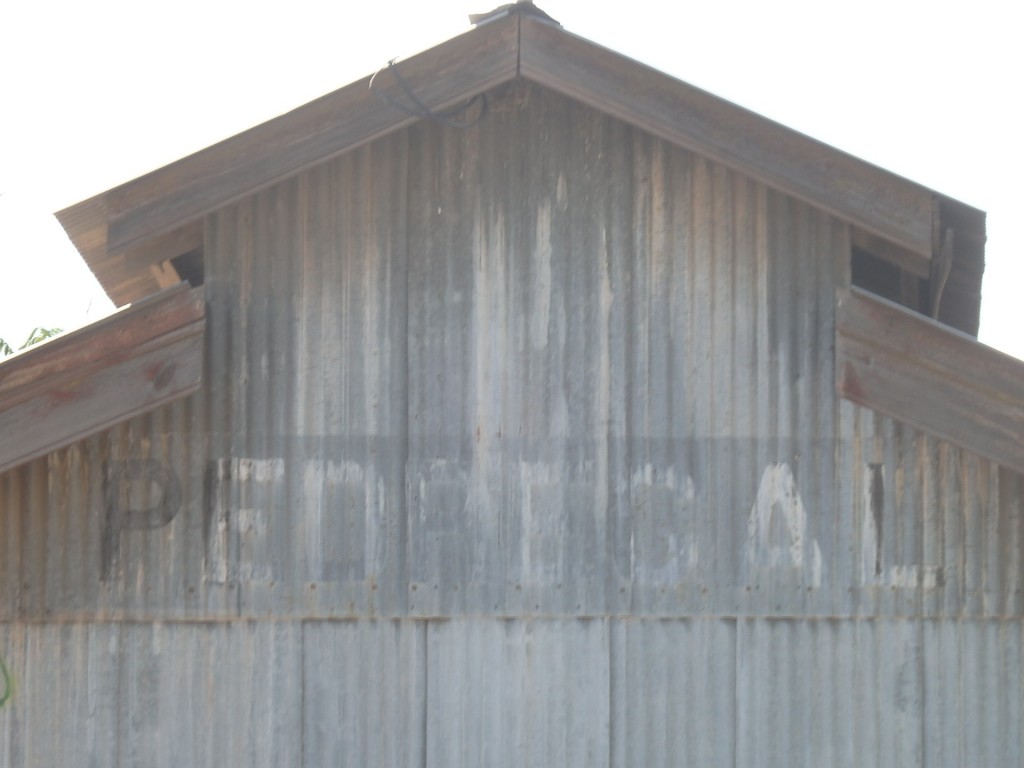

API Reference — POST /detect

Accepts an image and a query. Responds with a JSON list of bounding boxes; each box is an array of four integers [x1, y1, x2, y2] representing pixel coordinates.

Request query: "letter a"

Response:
[[745, 463, 822, 586]]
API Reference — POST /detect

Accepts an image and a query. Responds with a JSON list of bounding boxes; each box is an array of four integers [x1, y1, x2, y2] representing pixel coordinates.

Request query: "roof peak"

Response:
[[469, 1, 560, 27], [57, 9, 983, 330]]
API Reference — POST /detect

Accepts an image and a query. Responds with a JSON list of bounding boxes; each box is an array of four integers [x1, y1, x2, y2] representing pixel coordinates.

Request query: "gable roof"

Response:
[[33, 6, 1017, 480], [57, 9, 984, 333]]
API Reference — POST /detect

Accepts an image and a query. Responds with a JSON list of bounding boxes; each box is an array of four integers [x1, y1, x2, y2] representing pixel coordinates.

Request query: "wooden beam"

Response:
[[837, 287, 1024, 475], [69, 221, 204, 307], [0, 284, 205, 474], [520, 15, 935, 258]]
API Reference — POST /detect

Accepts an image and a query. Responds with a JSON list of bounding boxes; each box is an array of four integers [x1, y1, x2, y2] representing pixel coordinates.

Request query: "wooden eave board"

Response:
[[0, 283, 205, 475], [837, 287, 1024, 475]]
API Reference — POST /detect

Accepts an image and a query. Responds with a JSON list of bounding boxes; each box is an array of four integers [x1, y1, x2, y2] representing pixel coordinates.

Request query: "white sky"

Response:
[[1, 0, 1021, 358]]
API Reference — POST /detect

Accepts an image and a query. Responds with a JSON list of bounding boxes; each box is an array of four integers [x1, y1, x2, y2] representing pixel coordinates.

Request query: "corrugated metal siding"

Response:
[[2, 618, 1021, 766], [116, 622, 302, 766], [0, 621, 301, 767], [610, 619, 736, 766], [0, 622, 119, 768], [737, 619, 924, 767], [1, 81, 1023, 765], [203, 132, 412, 618], [837, 400, 1024, 617], [3, 82, 1020, 621], [923, 619, 1024, 767], [0, 402, 234, 622], [303, 620, 425, 766], [426, 618, 609, 767]]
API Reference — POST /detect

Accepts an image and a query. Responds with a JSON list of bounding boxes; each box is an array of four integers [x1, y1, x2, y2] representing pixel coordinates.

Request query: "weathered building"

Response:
[[2, 4, 1022, 765]]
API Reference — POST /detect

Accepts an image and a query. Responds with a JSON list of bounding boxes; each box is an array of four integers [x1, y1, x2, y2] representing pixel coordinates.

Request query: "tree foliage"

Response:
[[0, 326, 63, 357]]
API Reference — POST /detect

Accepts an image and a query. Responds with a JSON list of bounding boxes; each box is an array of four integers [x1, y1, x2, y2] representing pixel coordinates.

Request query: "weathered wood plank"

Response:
[[64, 222, 204, 308], [0, 283, 203, 401], [519, 15, 935, 258], [837, 287, 1024, 475], [0, 284, 205, 474], [100, 17, 519, 256]]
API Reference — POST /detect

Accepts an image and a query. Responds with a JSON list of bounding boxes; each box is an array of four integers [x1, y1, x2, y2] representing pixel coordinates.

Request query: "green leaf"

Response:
[[18, 327, 63, 350], [0, 327, 63, 358]]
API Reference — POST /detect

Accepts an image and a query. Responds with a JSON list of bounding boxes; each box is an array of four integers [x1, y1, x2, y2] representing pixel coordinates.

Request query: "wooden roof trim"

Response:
[[56, 16, 521, 304], [837, 287, 1024, 475], [0, 283, 205, 475], [59, 14, 984, 309], [519, 16, 934, 258]]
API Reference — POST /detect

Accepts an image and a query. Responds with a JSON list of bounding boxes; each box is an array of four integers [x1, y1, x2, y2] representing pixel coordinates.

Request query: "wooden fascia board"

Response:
[[519, 15, 934, 258], [837, 287, 1024, 475], [0, 283, 205, 475], [56, 15, 519, 277]]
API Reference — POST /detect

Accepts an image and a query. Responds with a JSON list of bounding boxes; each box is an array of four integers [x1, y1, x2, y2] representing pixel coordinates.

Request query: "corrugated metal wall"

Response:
[[1, 82, 1021, 765], [1, 618, 1021, 766]]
